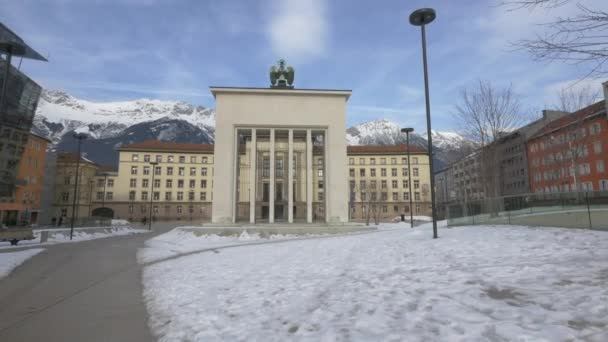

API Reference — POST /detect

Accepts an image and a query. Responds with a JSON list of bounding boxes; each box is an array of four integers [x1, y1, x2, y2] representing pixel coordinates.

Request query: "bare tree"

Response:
[[454, 80, 527, 200], [553, 84, 601, 112], [502, 0, 608, 78]]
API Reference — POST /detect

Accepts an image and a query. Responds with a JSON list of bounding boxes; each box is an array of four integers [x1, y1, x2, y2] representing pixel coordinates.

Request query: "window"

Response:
[[360, 180, 366, 189], [349, 158, 354, 165], [190, 156, 197, 163], [179, 156, 186, 163], [200, 180, 207, 188], [142, 179, 149, 188], [392, 180, 398, 188], [391, 168, 397, 177], [168, 155, 174, 163], [131, 166, 137, 175], [61, 208, 68, 217], [201, 167, 208, 176], [128, 205, 134, 214], [155, 166, 161, 175], [371, 180, 377, 189], [178, 180, 184, 188], [154, 179, 161, 188], [188, 192, 195, 201], [370, 158, 376, 165], [381, 168, 386, 177], [381, 192, 388, 200], [107, 179, 114, 187], [415, 192, 420, 201], [141, 191, 148, 200], [371, 192, 377, 201], [349, 180, 356, 190], [140, 205, 147, 213], [190, 167, 196, 176], [200, 192, 207, 201], [165, 192, 172, 201], [381, 180, 387, 189], [380, 158, 386, 165], [578, 163, 591, 176], [106, 192, 113, 200], [318, 192, 324, 201], [359, 158, 365, 165], [600, 179, 608, 191], [189, 180, 196, 188], [97, 179, 105, 187], [361, 192, 367, 201], [391, 158, 397, 165], [402, 168, 408, 176], [132, 154, 139, 161], [202, 156, 208, 164], [155, 155, 162, 163], [597, 160, 605, 173], [96, 192, 104, 200], [349, 168, 355, 177], [153, 206, 159, 214], [166, 179, 173, 188], [167, 167, 173, 175], [317, 169, 323, 177], [413, 168, 419, 177], [360, 169, 366, 177], [412, 157, 419, 164], [129, 191, 136, 200], [177, 205, 183, 214], [178, 167, 185, 176], [144, 155, 150, 162], [263, 157, 270, 177], [318, 181, 324, 189], [402, 158, 407, 164], [594, 141, 602, 154], [392, 192, 398, 201], [177, 192, 184, 200], [590, 122, 601, 135], [414, 180, 420, 189], [370, 168, 376, 177], [403, 180, 408, 188], [403, 192, 409, 200]]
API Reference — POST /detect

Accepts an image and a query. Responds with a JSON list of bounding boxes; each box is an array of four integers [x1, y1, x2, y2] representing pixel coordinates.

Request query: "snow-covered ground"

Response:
[[0, 226, 147, 250], [0, 249, 45, 279], [141, 224, 608, 341]]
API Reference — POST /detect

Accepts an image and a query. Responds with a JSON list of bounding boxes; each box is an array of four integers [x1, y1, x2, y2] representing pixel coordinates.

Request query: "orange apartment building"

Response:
[[527, 100, 608, 193], [0, 133, 50, 226]]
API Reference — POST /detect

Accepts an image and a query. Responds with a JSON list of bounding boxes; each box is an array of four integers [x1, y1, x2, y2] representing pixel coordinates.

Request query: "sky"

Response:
[[1, 0, 607, 133]]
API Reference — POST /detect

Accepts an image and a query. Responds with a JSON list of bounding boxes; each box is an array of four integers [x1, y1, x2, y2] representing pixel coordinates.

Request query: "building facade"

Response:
[[0, 133, 50, 226], [347, 145, 432, 221], [527, 100, 608, 193]]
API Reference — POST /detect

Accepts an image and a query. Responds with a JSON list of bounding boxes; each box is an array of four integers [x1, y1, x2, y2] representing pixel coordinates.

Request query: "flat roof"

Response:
[[0, 23, 47, 61], [210, 86, 352, 100]]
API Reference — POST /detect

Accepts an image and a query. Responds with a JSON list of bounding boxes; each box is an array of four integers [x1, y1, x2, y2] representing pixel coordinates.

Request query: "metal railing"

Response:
[[445, 191, 608, 230]]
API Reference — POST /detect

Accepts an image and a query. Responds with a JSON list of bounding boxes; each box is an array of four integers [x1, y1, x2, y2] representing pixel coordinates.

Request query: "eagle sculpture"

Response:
[[269, 59, 294, 88]]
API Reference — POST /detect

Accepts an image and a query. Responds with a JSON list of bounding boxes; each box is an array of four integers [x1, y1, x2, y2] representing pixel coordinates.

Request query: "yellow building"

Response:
[[346, 145, 432, 221]]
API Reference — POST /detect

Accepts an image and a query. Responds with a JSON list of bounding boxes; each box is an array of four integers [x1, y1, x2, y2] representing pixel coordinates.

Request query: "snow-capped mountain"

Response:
[[33, 90, 215, 144], [424, 130, 468, 149]]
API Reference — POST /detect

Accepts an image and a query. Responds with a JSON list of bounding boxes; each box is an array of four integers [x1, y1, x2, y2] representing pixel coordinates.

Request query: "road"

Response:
[[0, 222, 178, 342]]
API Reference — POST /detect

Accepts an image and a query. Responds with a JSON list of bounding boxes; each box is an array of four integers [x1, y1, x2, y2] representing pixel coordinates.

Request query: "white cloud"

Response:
[[266, 0, 328, 62], [542, 78, 604, 108]]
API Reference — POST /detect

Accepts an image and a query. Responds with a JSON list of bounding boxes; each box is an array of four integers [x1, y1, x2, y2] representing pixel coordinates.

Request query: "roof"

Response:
[[28, 132, 52, 144], [530, 101, 607, 140], [56, 152, 98, 166], [346, 145, 427, 155], [119, 140, 215, 153], [97, 165, 117, 173], [209, 86, 352, 100], [0, 23, 47, 61]]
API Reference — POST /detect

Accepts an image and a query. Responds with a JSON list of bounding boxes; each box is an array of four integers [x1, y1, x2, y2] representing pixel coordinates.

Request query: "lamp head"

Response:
[[401, 127, 415, 134], [409, 8, 436, 26]]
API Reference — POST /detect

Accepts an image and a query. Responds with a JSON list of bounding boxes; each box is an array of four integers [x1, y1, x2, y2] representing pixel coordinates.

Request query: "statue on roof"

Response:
[[269, 59, 294, 88]]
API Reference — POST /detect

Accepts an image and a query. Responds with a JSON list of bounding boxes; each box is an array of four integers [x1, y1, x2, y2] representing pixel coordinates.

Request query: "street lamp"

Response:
[[70, 133, 87, 240], [148, 161, 158, 230], [410, 8, 439, 239], [401, 128, 415, 228]]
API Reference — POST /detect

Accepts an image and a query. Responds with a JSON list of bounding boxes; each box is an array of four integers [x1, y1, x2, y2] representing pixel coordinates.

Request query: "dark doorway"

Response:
[[92, 207, 114, 218]]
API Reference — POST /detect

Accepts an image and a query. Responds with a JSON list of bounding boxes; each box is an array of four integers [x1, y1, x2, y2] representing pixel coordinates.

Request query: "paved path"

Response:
[[0, 222, 177, 342]]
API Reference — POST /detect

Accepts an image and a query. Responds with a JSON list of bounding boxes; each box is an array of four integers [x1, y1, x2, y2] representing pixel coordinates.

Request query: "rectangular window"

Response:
[[600, 180, 608, 191], [391, 168, 397, 177], [317, 169, 323, 177], [361, 192, 367, 201], [590, 122, 601, 135], [263, 157, 270, 177], [200, 180, 207, 188], [202, 156, 208, 164], [165, 192, 172, 201], [370, 168, 376, 177], [190, 167, 196, 176], [403, 180, 408, 188], [349, 168, 355, 177], [153, 192, 159, 200], [107, 179, 114, 187], [392, 192, 398, 201], [318, 192, 324, 201], [412, 157, 419, 165], [381, 192, 388, 200], [61, 192, 69, 202], [129, 191, 136, 200], [360, 169, 365, 177], [189, 180, 196, 188], [370, 158, 376, 165], [132, 154, 139, 161], [96, 192, 104, 200], [414, 180, 420, 189], [178, 167, 185, 176], [155, 155, 162, 163], [128, 205, 134, 214], [200, 192, 207, 201], [413, 168, 419, 177], [360, 180, 366, 189], [177, 192, 184, 200], [166, 179, 173, 188], [594, 141, 602, 154], [143, 166, 150, 175], [391, 158, 397, 165], [403, 192, 409, 200], [131, 166, 138, 175], [392, 180, 398, 188], [371, 192, 377, 201], [144, 155, 150, 162], [402, 158, 407, 164], [402, 168, 408, 176], [154, 179, 161, 188], [349, 158, 354, 165], [188, 192, 195, 201], [178, 180, 184, 188], [97, 179, 105, 187], [142, 179, 149, 188], [155, 166, 161, 176], [179, 156, 186, 163], [597, 160, 605, 173], [415, 192, 420, 201], [359, 158, 365, 165], [380, 158, 386, 165], [167, 167, 173, 175], [381, 180, 387, 189], [168, 155, 174, 163], [141, 191, 148, 200], [190, 156, 197, 163], [201, 167, 208, 176], [371, 180, 377, 189], [177, 205, 183, 214]]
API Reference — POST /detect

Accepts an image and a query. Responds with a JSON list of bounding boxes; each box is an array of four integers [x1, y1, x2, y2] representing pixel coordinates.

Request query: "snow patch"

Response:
[[0, 248, 45, 279]]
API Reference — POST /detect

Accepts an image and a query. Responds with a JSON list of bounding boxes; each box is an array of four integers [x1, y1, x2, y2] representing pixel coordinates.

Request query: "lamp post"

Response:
[[401, 128, 415, 228], [410, 8, 438, 239], [148, 161, 158, 230], [70, 133, 87, 240]]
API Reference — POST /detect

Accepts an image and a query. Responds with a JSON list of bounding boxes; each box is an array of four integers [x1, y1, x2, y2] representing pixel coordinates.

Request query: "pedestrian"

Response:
[[57, 216, 63, 227]]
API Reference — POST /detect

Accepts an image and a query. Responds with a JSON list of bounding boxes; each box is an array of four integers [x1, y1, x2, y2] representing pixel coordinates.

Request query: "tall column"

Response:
[[249, 129, 256, 224], [323, 130, 328, 222], [269, 129, 275, 223], [306, 129, 313, 223], [288, 129, 294, 223]]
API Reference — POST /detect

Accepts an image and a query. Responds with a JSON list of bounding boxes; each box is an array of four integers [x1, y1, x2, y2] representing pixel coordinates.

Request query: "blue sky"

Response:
[[2, 0, 606, 132]]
